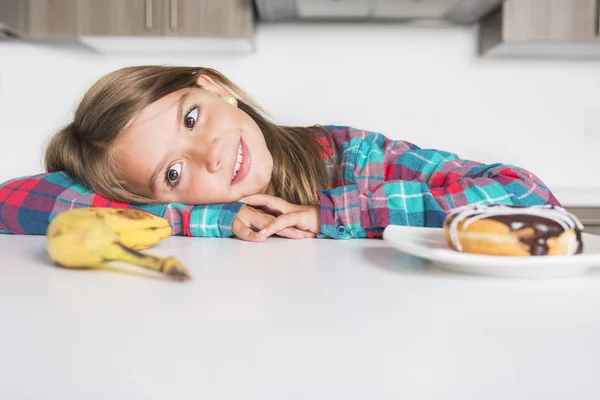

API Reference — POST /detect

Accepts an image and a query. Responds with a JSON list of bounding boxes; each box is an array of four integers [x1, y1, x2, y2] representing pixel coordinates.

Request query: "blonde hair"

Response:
[[45, 66, 332, 205]]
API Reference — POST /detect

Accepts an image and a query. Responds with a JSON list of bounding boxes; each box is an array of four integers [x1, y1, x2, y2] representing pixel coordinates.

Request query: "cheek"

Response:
[[186, 171, 227, 199], [241, 120, 268, 154], [246, 127, 272, 176]]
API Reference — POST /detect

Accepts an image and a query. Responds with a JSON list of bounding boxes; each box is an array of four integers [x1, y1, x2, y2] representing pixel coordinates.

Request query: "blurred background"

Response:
[[0, 0, 599, 192]]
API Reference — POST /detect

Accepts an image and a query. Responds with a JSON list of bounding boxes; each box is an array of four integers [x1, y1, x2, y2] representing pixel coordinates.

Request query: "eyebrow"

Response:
[[148, 91, 190, 194]]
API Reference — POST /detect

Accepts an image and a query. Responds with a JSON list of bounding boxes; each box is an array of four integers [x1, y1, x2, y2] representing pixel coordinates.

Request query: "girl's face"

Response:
[[112, 75, 273, 205]]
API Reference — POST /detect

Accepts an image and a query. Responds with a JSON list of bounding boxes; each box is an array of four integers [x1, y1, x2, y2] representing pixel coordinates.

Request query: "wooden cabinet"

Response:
[[0, 0, 254, 40], [0, 0, 77, 37], [479, 0, 600, 57], [586, 226, 600, 236], [0, 0, 26, 36], [28, 0, 77, 37], [163, 0, 253, 37], [503, 0, 597, 42], [567, 207, 600, 236], [77, 0, 163, 36]]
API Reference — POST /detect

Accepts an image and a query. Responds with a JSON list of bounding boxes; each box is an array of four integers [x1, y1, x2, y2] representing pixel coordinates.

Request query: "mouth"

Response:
[[231, 138, 250, 184]]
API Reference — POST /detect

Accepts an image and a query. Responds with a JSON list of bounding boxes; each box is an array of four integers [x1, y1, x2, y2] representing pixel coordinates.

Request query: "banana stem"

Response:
[[110, 242, 191, 281]]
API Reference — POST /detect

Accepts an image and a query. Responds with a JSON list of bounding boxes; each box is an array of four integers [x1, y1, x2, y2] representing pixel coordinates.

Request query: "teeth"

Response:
[[232, 144, 243, 181]]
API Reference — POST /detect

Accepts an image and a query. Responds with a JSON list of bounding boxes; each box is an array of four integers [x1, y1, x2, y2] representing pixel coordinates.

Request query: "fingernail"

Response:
[[259, 229, 267, 235]]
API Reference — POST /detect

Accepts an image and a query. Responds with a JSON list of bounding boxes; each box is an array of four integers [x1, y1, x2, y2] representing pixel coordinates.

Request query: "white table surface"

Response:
[[1, 234, 600, 400]]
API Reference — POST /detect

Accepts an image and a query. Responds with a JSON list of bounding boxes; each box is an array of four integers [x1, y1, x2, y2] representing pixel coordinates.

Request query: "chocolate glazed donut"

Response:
[[444, 205, 584, 256]]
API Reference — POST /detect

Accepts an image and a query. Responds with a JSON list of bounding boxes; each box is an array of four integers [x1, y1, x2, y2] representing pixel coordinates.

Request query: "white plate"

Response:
[[382, 225, 600, 278]]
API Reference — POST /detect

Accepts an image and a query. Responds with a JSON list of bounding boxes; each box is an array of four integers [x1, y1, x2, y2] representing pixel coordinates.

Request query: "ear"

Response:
[[196, 74, 230, 99]]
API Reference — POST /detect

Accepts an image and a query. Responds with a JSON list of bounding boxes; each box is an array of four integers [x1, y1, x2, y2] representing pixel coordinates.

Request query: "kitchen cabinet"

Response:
[[77, 0, 163, 36], [567, 207, 600, 236], [479, 0, 600, 57], [163, 0, 253, 38], [0, 0, 254, 53], [0, 0, 25, 36], [503, 0, 597, 42], [0, 0, 77, 38], [77, 0, 253, 38]]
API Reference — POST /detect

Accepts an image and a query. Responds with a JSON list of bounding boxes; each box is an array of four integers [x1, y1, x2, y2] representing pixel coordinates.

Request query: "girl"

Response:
[[44, 65, 559, 241]]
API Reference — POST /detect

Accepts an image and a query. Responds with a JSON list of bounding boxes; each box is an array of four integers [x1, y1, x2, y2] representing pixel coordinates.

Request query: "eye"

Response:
[[166, 162, 182, 186], [184, 106, 199, 130]]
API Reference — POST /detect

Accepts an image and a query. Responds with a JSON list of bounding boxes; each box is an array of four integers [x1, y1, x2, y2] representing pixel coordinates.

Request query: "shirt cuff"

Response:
[[317, 186, 367, 239], [217, 202, 245, 237]]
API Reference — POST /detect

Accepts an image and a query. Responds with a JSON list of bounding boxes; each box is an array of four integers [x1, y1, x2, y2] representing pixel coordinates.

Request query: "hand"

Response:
[[241, 194, 321, 238], [232, 205, 316, 242]]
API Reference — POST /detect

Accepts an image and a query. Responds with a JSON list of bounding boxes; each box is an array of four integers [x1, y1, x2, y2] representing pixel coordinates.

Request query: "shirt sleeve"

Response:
[[316, 131, 560, 239], [0, 172, 243, 237]]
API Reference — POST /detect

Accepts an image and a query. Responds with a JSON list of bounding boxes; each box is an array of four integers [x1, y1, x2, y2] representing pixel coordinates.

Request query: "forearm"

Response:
[[140, 201, 244, 237], [317, 173, 558, 239]]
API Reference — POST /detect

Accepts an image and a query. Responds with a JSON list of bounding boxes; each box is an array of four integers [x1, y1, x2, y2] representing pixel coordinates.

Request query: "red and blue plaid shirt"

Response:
[[0, 126, 558, 239], [316, 126, 558, 238]]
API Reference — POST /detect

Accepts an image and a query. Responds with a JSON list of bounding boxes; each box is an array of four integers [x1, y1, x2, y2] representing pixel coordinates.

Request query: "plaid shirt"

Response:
[[0, 125, 558, 239], [0, 173, 244, 237], [316, 126, 559, 238]]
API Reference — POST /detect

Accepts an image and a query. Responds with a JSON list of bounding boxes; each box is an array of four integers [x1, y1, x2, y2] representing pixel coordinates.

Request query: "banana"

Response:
[[46, 210, 190, 281], [63, 208, 172, 250]]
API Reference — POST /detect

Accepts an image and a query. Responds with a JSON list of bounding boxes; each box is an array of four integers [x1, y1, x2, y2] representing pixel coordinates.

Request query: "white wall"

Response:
[[1, 23, 599, 188]]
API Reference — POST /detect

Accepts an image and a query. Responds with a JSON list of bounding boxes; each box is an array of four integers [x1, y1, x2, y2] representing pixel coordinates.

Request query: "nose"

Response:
[[191, 135, 223, 173]]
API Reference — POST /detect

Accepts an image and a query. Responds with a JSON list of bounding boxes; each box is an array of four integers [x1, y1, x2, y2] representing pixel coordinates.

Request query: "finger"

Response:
[[240, 194, 295, 215], [235, 224, 266, 242], [236, 211, 301, 240], [248, 210, 276, 231], [302, 231, 317, 238], [274, 227, 306, 240], [259, 212, 304, 238], [276, 228, 316, 239]]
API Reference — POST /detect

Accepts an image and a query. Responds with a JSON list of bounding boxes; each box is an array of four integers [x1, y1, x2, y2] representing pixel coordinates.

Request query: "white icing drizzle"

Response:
[[446, 204, 583, 254]]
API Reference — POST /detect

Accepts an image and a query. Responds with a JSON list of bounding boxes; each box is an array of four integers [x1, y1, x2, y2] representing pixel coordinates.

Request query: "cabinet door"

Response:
[[28, 0, 77, 38], [585, 226, 600, 236], [504, 0, 598, 42], [0, 0, 27, 36], [566, 207, 600, 236], [77, 0, 163, 36], [163, 0, 253, 37]]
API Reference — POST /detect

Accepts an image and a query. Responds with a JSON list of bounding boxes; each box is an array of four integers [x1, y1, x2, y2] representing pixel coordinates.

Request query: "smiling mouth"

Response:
[[232, 143, 243, 181]]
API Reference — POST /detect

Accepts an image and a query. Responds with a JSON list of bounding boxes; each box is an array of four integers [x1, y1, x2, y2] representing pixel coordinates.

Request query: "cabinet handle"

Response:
[[170, 0, 178, 30], [145, 0, 153, 30]]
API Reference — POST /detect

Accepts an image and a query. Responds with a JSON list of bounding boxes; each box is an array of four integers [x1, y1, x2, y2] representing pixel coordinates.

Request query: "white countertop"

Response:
[[2, 235, 600, 400], [550, 186, 600, 207]]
